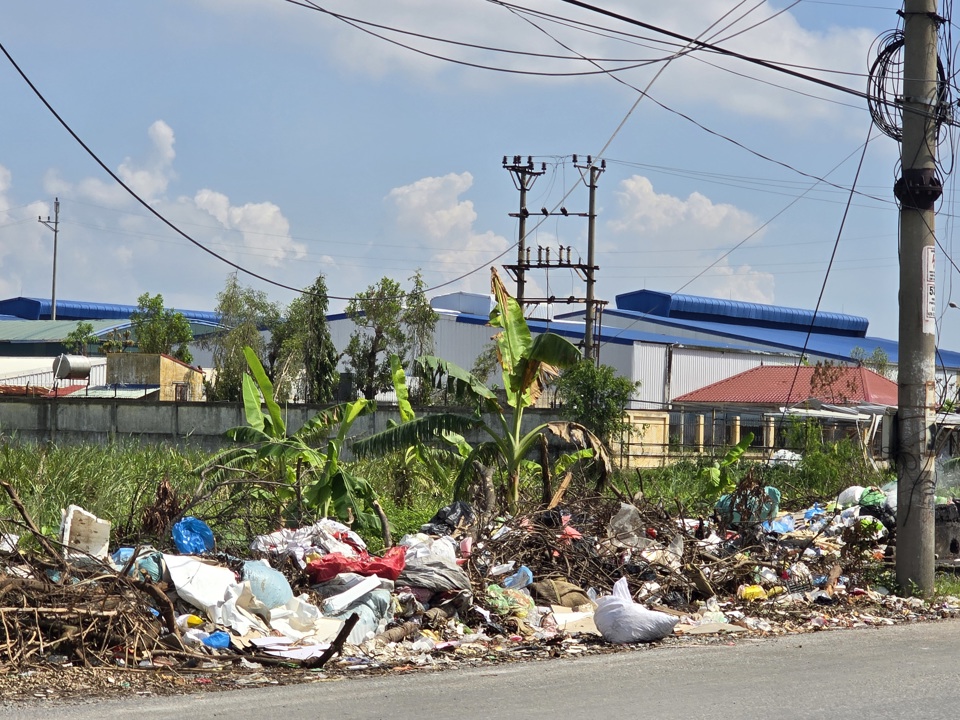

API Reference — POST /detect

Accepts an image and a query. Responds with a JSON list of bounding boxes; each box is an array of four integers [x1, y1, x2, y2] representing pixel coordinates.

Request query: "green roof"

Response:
[[0, 319, 220, 343], [0, 320, 127, 343]]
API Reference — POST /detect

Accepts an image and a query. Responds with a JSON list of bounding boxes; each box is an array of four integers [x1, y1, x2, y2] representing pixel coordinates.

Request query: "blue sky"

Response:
[[2, 1, 956, 351]]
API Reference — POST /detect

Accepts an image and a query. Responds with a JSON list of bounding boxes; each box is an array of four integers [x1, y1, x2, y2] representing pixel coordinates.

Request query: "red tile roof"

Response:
[[674, 365, 897, 406]]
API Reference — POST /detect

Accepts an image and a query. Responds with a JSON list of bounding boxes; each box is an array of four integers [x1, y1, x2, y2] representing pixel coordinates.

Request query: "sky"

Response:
[[3, 1, 959, 350]]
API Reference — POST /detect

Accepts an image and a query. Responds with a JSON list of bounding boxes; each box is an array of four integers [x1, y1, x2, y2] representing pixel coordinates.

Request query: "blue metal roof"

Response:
[[614, 289, 869, 337], [451, 312, 784, 352], [0, 297, 221, 325], [599, 308, 960, 370]]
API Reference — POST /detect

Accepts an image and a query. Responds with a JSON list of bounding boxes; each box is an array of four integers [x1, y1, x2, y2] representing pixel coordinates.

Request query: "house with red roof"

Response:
[[671, 365, 897, 460]]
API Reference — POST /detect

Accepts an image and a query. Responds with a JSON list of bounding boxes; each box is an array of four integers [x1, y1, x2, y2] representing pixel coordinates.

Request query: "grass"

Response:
[[934, 572, 960, 599]]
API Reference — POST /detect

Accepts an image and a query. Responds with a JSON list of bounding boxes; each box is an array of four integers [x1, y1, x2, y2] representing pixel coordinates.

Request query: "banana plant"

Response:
[[354, 268, 589, 514], [700, 431, 756, 502], [200, 346, 380, 530]]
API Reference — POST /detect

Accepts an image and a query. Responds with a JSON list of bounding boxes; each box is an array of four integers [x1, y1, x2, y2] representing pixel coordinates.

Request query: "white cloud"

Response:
[[271, 1, 875, 125], [0, 121, 310, 310], [117, 120, 177, 201], [602, 174, 773, 303], [386, 172, 517, 294], [194, 189, 305, 267], [610, 175, 760, 241]]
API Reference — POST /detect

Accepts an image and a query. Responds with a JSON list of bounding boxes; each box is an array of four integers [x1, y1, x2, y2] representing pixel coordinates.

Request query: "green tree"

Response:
[[345, 273, 438, 401], [403, 271, 440, 404], [286, 274, 339, 404], [203, 274, 281, 402], [64, 321, 97, 356], [556, 361, 640, 444], [851, 346, 892, 379], [130, 292, 194, 363]]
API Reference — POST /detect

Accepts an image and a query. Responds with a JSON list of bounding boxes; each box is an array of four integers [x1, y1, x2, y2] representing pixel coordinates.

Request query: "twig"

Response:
[[303, 613, 359, 669], [372, 500, 392, 548], [1, 481, 63, 564]]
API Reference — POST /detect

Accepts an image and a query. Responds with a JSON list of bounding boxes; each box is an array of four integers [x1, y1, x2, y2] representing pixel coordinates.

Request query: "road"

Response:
[[4, 620, 960, 720]]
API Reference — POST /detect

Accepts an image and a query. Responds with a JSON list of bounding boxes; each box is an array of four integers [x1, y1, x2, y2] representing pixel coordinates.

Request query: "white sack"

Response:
[[593, 577, 678, 644]]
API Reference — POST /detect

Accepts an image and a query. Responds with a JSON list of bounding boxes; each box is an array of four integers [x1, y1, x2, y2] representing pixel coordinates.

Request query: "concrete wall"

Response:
[[0, 397, 589, 457]]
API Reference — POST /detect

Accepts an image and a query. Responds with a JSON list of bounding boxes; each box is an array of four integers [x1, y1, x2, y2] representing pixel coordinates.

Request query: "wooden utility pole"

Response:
[[895, 0, 942, 594]]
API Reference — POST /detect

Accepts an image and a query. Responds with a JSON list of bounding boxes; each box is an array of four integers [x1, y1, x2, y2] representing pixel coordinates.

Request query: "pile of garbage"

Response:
[[1, 476, 959, 679]]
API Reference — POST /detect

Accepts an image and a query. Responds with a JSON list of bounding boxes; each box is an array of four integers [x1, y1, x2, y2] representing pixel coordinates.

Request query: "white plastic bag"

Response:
[[593, 577, 678, 644]]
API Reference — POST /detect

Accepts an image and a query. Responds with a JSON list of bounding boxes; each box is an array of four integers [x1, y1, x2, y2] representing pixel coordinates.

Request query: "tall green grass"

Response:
[[0, 440, 206, 544]]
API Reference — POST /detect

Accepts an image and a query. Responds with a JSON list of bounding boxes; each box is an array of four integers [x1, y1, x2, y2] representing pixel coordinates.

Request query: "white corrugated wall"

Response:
[[670, 347, 797, 400]]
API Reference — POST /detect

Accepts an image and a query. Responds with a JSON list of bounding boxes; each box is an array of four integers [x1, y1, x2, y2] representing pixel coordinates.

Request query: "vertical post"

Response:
[[503, 157, 545, 307], [895, 0, 942, 595], [584, 164, 601, 362], [38, 197, 60, 320], [517, 182, 528, 305]]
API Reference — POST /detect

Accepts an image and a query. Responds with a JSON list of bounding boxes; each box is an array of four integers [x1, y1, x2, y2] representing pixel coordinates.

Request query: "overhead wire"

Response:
[[0, 40, 359, 301], [6, 0, 949, 308]]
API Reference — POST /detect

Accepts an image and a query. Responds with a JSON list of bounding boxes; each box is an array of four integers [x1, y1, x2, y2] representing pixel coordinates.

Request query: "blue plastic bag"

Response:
[[202, 630, 231, 649], [172, 517, 216, 555], [502, 565, 534, 590]]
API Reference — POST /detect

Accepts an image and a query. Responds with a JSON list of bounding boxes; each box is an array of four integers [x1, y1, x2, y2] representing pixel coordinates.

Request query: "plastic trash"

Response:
[[420, 501, 476, 536], [202, 630, 231, 649], [593, 577, 678, 644], [502, 565, 534, 590], [172, 517, 215, 555], [738, 584, 768, 601], [242, 560, 293, 609], [715, 486, 781, 526], [608, 503, 656, 550], [305, 545, 406, 584], [762, 515, 795, 535], [328, 588, 393, 644], [859, 486, 886, 507], [837, 485, 865, 508], [176, 614, 204, 630]]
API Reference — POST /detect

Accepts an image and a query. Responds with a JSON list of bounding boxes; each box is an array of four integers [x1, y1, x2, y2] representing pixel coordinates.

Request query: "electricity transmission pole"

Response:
[[577, 156, 605, 362], [895, 0, 942, 594], [502, 156, 545, 305], [38, 197, 60, 321], [503, 155, 608, 362]]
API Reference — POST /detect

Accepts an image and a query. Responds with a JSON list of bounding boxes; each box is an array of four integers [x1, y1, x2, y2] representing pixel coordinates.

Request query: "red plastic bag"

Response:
[[306, 545, 406, 583]]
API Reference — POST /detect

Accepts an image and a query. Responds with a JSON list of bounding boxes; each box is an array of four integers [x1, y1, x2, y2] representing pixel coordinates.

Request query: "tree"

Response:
[[556, 361, 640, 444], [130, 292, 194, 363], [64, 321, 97, 356], [203, 274, 281, 402], [851, 346, 892, 379], [344, 272, 437, 401], [403, 271, 440, 404], [285, 274, 339, 404]]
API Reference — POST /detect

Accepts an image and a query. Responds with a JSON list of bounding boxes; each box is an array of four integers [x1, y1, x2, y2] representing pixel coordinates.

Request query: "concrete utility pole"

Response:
[[503, 156, 546, 305], [577, 157, 605, 363], [38, 197, 60, 321], [895, 0, 942, 594]]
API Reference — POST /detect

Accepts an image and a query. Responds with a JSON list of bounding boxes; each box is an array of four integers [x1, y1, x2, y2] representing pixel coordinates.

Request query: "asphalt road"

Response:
[[5, 621, 960, 720]]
